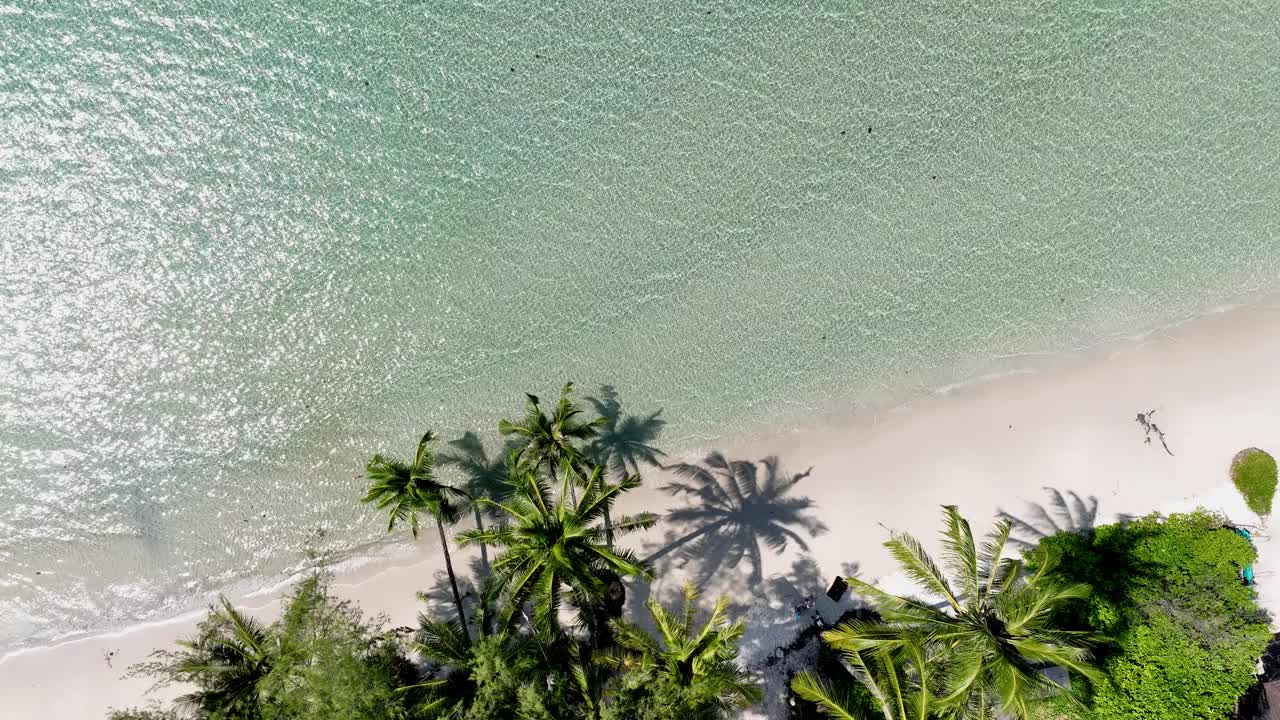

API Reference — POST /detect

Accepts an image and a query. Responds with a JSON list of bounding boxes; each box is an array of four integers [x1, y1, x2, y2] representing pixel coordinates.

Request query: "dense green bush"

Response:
[[1232, 448, 1278, 517], [119, 574, 421, 720], [1033, 511, 1270, 720]]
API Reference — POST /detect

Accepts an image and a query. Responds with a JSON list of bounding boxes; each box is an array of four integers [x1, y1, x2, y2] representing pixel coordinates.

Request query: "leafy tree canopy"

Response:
[[1032, 510, 1270, 720]]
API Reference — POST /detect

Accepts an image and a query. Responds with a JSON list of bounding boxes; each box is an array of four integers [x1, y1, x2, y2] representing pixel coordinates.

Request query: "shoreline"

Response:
[[5, 296, 1280, 718], [1, 290, 1267, 658]]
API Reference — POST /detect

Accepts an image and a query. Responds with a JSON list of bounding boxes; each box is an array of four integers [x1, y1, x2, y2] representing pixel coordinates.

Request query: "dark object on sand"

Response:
[[827, 576, 848, 601], [1136, 409, 1174, 456]]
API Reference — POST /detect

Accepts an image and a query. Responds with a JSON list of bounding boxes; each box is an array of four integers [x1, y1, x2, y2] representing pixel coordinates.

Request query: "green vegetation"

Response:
[[458, 461, 655, 639], [793, 506, 1100, 720], [1231, 448, 1278, 517], [362, 431, 472, 641], [792, 507, 1271, 720], [122, 574, 420, 720], [1031, 510, 1270, 720], [112, 384, 756, 720], [112, 388, 1274, 720], [605, 584, 762, 720]]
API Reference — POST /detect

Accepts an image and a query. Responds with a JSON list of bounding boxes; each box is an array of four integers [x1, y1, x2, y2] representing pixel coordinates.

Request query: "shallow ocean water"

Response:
[[1, 0, 1279, 650]]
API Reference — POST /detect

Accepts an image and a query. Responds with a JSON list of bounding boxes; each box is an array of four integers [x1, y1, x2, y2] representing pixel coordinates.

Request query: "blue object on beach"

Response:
[[1232, 527, 1255, 586]]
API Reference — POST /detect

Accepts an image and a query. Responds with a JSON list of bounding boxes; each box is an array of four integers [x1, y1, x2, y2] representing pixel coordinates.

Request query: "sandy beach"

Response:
[[5, 298, 1280, 719]]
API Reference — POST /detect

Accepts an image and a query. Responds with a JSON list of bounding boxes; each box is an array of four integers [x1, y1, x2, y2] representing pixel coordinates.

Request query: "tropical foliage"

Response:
[[793, 505, 1100, 720], [113, 382, 1271, 720], [457, 460, 656, 638], [499, 382, 602, 481], [120, 574, 418, 720], [604, 584, 762, 720], [361, 431, 471, 639], [414, 605, 573, 720], [1031, 510, 1270, 720]]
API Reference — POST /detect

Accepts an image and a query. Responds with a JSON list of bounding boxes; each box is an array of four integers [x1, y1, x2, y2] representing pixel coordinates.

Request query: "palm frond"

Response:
[[940, 505, 979, 608], [884, 531, 961, 611], [791, 671, 867, 720], [978, 519, 1013, 603], [414, 618, 472, 666]]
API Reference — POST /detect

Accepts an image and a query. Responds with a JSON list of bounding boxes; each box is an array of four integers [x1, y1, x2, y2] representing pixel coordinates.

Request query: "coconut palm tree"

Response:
[[457, 460, 656, 638], [647, 453, 826, 585], [790, 630, 935, 720], [170, 597, 275, 719], [819, 506, 1100, 720], [438, 431, 521, 572], [414, 612, 547, 719], [498, 383, 603, 503], [361, 431, 471, 643], [608, 583, 762, 719]]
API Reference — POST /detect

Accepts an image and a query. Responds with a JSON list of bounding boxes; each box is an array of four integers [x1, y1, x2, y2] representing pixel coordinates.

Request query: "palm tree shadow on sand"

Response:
[[584, 385, 666, 478], [418, 557, 488, 626], [632, 453, 828, 618], [996, 487, 1130, 549]]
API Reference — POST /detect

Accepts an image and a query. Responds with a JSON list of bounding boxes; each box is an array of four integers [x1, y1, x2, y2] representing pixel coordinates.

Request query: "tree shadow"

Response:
[[996, 487, 1103, 550], [438, 431, 525, 573], [584, 385, 666, 479], [438, 431, 522, 504], [417, 557, 487, 624], [640, 453, 828, 607]]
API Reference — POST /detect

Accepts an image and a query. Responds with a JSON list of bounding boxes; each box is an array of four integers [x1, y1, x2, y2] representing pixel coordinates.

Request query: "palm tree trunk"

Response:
[[437, 521, 471, 644], [473, 507, 490, 574]]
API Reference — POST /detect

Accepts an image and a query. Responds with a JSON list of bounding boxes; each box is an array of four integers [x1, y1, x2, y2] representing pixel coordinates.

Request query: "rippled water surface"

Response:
[[2, 1, 1279, 650]]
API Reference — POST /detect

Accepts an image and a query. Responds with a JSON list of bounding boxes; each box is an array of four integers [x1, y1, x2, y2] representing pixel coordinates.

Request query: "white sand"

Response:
[[4, 300, 1279, 719]]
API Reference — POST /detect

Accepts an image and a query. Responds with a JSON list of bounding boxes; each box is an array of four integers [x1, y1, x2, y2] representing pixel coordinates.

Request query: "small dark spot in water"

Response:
[[35, 571, 42, 575], [821, 334, 826, 339], [931, 175, 937, 179], [535, 53, 541, 59], [868, 126, 872, 133], [839, 131, 846, 136], [1009, 425, 1014, 429], [363, 80, 369, 86], [705, 9, 712, 14]]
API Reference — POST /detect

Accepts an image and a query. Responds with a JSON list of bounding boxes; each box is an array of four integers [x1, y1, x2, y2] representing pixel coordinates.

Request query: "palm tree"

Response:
[[790, 630, 935, 720], [815, 506, 1100, 720], [171, 597, 274, 719], [457, 460, 656, 638], [648, 453, 826, 585], [414, 610, 543, 719], [361, 431, 471, 643], [438, 431, 520, 572], [609, 583, 762, 718], [498, 382, 603, 503]]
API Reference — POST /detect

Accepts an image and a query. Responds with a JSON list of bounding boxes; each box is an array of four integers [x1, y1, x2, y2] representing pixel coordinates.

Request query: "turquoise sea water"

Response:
[[2, 1, 1279, 651]]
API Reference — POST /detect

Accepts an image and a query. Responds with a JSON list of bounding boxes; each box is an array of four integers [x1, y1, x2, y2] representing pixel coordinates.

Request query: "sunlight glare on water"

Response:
[[1, 0, 1278, 650]]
